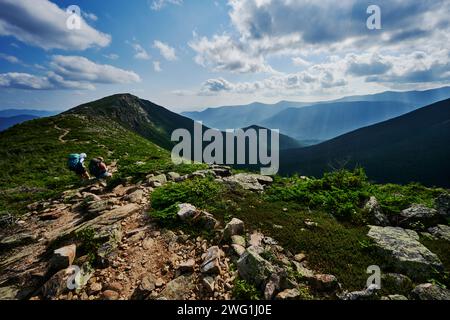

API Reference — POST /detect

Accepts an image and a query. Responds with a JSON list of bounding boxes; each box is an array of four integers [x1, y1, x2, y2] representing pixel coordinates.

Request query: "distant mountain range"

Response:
[[0, 109, 58, 118], [182, 86, 450, 144], [1, 93, 449, 187], [280, 98, 450, 187], [0, 109, 60, 131], [0, 115, 39, 131], [65, 94, 299, 151]]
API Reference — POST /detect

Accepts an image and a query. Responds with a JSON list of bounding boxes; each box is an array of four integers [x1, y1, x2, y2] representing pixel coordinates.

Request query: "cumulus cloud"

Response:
[[189, 0, 450, 93], [0, 72, 94, 90], [153, 61, 162, 72], [50, 55, 141, 84], [153, 40, 177, 61], [0, 0, 111, 50], [0, 53, 21, 64], [149, 0, 183, 11], [346, 53, 393, 76], [129, 42, 150, 60], [189, 34, 275, 74], [228, 0, 448, 51], [199, 69, 347, 96], [0, 55, 141, 90]]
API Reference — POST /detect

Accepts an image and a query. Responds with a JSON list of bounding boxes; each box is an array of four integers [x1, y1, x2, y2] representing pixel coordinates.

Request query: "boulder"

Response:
[[231, 235, 246, 247], [309, 274, 339, 292], [237, 246, 275, 289], [147, 174, 167, 187], [223, 173, 273, 192], [367, 226, 443, 280], [292, 261, 315, 280], [338, 284, 379, 300], [364, 196, 389, 226], [137, 274, 156, 296], [435, 193, 450, 217], [157, 275, 195, 300], [202, 276, 215, 293], [294, 253, 306, 263], [381, 273, 413, 293], [102, 290, 120, 300], [428, 224, 450, 242], [275, 288, 301, 300], [201, 246, 223, 274], [224, 218, 245, 240], [177, 203, 198, 221], [50, 244, 76, 271], [124, 189, 144, 203], [381, 294, 408, 300], [264, 273, 281, 300], [411, 283, 450, 300], [97, 224, 123, 267], [178, 259, 196, 273], [167, 172, 180, 181], [86, 200, 113, 215], [398, 204, 440, 229], [41, 267, 74, 299], [231, 244, 246, 257], [199, 212, 219, 230]]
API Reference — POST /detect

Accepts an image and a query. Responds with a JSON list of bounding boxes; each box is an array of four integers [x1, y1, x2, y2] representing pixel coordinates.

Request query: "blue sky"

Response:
[[0, 0, 449, 112]]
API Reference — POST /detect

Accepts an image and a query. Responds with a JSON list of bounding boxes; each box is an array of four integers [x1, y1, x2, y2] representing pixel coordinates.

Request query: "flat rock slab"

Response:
[[367, 226, 443, 280]]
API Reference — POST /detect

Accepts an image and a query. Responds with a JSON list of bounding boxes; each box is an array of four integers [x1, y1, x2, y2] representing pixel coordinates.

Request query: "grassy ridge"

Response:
[[0, 114, 171, 215]]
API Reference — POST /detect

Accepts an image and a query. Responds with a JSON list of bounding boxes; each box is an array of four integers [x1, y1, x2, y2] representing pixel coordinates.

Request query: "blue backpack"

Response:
[[67, 154, 81, 171]]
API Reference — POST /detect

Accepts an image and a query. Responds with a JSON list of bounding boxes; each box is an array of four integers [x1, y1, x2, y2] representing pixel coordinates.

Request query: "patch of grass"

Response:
[[265, 168, 370, 224], [0, 114, 172, 215], [232, 278, 261, 300], [150, 176, 223, 211]]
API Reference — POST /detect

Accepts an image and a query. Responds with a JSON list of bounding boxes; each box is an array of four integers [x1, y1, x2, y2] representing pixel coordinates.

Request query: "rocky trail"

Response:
[[54, 124, 70, 144], [1, 165, 450, 301]]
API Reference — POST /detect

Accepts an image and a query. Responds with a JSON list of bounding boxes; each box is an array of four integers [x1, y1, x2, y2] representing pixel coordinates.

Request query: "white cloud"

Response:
[[149, 0, 183, 11], [129, 42, 150, 60], [0, 55, 141, 90], [153, 40, 177, 61], [0, 0, 111, 50], [0, 72, 94, 90], [82, 12, 98, 21], [189, 34, 275, 74], [50, 55, 141, 84], [103, 53, 119, 60], [292, 57, 310, 68], [153, 61, 162, 72], [0, 53, 21, 64]]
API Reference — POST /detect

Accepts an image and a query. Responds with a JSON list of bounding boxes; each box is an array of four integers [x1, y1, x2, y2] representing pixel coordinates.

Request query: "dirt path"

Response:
[[54, 124, 70, 143]]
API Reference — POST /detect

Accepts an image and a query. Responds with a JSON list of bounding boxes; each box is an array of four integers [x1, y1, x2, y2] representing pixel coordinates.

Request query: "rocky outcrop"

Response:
[[157, 275, 195, 300], [411, 283, 450, 300], [223, 173, 273, 192], [367, 226, 443, 280], [237, 246, 275, 289], [50, 244, 76, 271], [435, 193, 450, 217], [364, 196, 389, 226], [223, 218, 245, 240], [398, 204, 440, 229], [428, 224, 450, 242]]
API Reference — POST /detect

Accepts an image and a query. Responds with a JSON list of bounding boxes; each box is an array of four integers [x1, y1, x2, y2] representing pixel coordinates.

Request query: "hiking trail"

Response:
[[54, 124, 70, 143]]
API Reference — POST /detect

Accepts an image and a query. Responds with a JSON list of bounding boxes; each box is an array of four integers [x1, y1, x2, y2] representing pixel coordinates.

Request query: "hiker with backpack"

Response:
[[67, 153, 90, 180], [89, 157, 112, 180]]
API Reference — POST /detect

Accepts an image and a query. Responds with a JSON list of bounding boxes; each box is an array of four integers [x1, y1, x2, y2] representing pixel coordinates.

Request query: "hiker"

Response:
[[67, 153, 90, 180], [89, 157, 112, 179]]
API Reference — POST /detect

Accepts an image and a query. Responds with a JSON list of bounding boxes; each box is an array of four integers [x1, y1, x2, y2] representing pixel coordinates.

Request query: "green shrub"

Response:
[[266, 168, 370, 223], [151, 176, 223, 211], [232, 278, 261, 300], [75, 228, 101, 263]]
